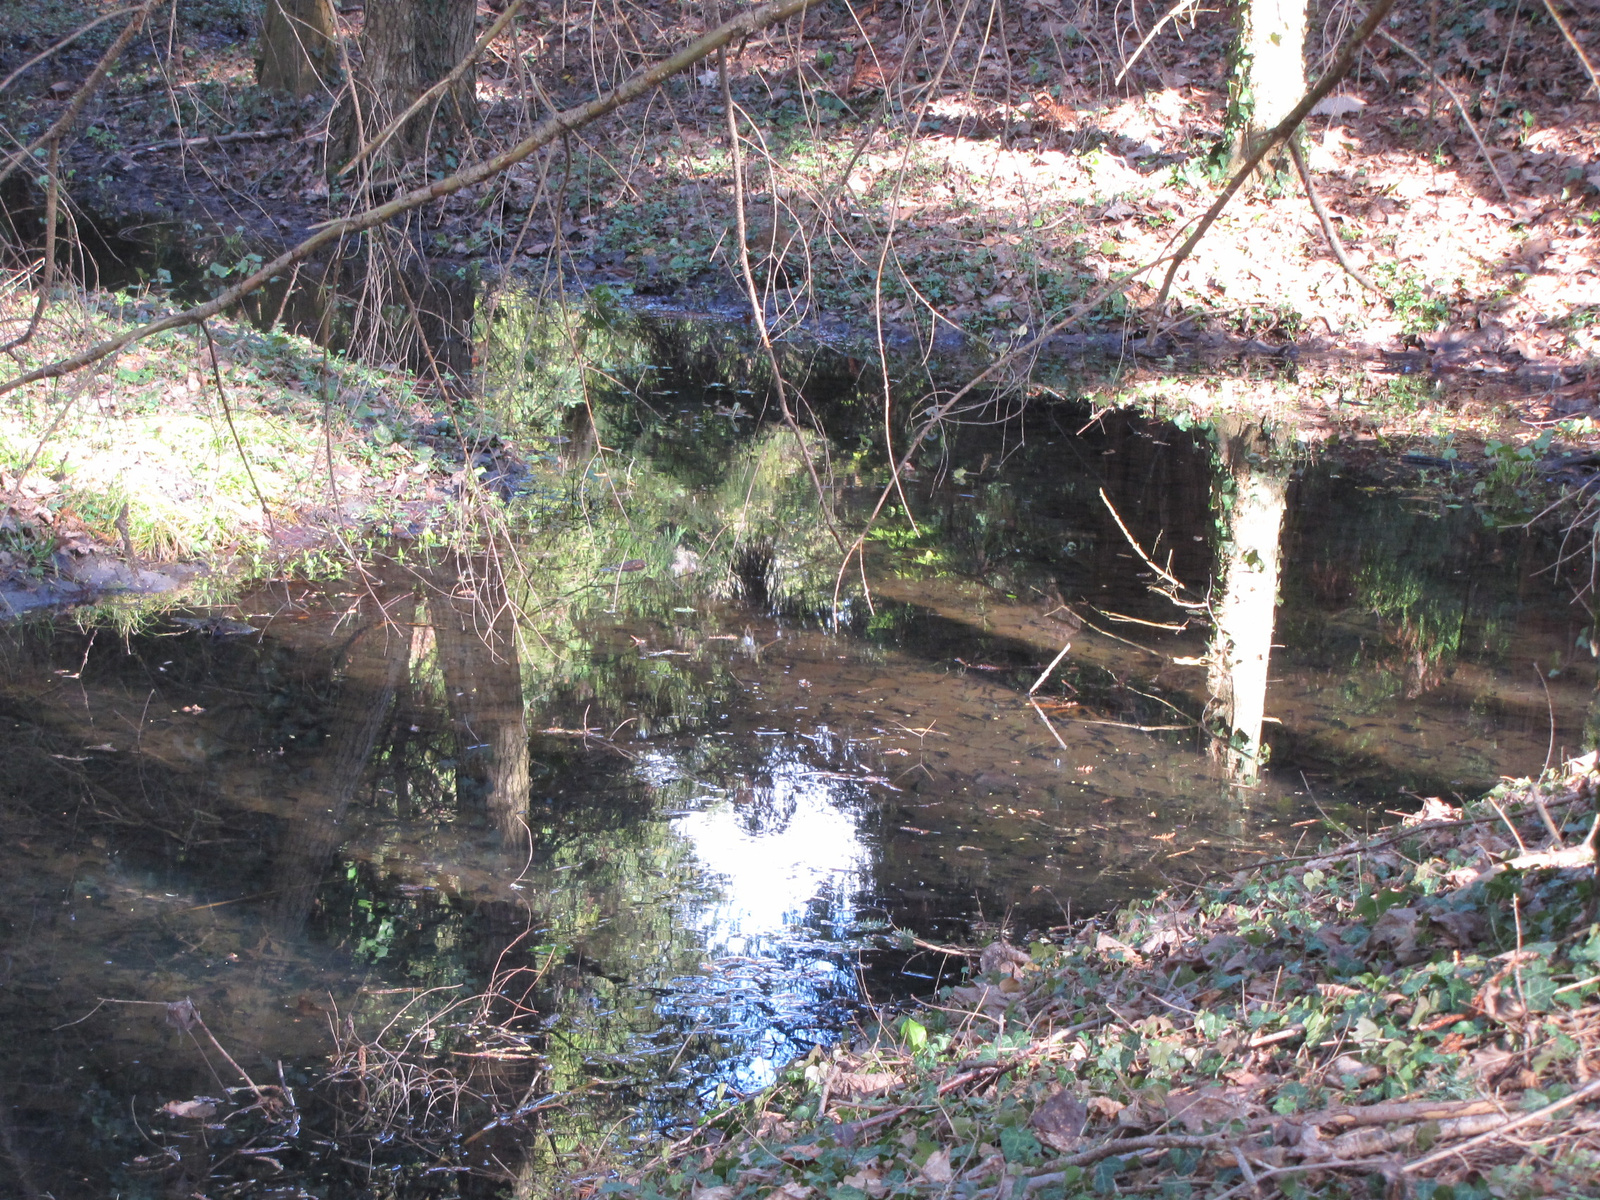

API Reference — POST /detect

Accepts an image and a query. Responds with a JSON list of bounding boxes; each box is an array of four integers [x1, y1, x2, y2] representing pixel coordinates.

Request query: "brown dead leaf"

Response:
[[1429, 910, 1485, 948], [1165, 1086, 1257, 1132], [1029, 1088, 1088, 1149], [1403, 796, 1462, 825], [1326, 1054, 1383, 1085], [919, 1148, 953, 1183], [1369, 907, 1423, 963], [1085, 1095, 1125, 1121], [841, 1166, 887, 1198], [831, 1070, 904, 1098]]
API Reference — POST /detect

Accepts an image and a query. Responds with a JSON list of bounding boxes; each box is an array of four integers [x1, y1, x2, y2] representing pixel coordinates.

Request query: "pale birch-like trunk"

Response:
[[1226, 0, 1308, 168], [1207, 420, 1288, 787]]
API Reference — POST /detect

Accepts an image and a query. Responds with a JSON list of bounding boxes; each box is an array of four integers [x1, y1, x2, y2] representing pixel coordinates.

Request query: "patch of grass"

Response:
[[1374, 263, 1456, 336]]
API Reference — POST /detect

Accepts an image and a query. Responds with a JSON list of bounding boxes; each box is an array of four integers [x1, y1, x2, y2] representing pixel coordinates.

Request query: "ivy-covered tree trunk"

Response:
[[257, 0, 337, 96], [339, 0, 477, 167], [1225, 0, 1307, 168]]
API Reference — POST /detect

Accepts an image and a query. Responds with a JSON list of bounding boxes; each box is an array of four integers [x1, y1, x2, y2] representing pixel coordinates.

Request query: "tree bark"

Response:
[[257, 0, 338, 96], [1225, 0, 1307, 168], [343, 0, 478, 165]]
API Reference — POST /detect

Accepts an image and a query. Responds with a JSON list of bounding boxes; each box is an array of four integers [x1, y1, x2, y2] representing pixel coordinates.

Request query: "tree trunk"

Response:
[[342, 0, 478, 166], [1225, 0, 1307, 168], [257, 0, 338, 96]]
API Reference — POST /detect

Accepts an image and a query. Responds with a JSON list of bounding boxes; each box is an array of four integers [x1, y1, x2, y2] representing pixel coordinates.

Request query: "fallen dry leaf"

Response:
[[919, 1148, 953, 1182]]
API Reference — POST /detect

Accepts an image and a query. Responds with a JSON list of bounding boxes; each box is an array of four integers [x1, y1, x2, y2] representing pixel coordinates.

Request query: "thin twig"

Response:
[[1113, 0, 1199, 84], [1538, 0, 1600, 99], [122, 128, 297, 157], [1402, 1075, 1600, 1172], [1029, 638, 1075, 695], [721, 38, 845, 551], [0, 139, 58, 355], [1030, 700, 1070, 749], [200, 322, 276, 538], [1534, 662, 1558, 775], [1098, 487, 1185, 591]]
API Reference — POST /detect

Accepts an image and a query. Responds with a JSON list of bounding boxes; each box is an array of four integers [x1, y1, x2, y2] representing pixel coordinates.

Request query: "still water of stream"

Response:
[[1, 304, 1594, 1198]]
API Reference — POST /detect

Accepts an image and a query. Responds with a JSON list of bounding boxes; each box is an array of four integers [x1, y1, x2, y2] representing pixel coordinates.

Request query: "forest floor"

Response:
[[8, 0, 1593, 370], [2, 0, 1600, 589], [611, 758, 1600, 1200]]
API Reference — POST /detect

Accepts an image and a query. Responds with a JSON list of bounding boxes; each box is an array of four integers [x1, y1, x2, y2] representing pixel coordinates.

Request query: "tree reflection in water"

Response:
[[0, 302, 1593, 1198], [1206, 417, 1289, 792]]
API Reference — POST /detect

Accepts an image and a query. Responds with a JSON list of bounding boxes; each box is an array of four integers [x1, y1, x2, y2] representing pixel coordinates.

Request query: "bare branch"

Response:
[[0, 0, 827, 399]]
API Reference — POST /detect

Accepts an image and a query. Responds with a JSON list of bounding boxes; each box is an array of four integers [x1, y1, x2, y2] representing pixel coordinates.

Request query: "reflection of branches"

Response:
[[1097, 487, 1205, 611], [834, 256, 1175, 613]]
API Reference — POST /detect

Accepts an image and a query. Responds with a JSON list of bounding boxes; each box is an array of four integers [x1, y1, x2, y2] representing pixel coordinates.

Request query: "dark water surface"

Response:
[[1, 316, 1594, 1197]]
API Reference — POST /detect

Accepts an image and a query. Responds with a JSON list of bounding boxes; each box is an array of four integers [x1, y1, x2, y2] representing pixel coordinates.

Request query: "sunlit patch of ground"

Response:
[[3, 0, 1598, 426], [0, 295, 453, 582]]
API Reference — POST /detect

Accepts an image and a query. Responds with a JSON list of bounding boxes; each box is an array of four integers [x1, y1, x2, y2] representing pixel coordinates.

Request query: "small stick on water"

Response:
[[1099, 488, 1185, 590], [1534, 662, 1557, 775], [1029, 640, 1073, 695], [1031, 700, 1069, 750]]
